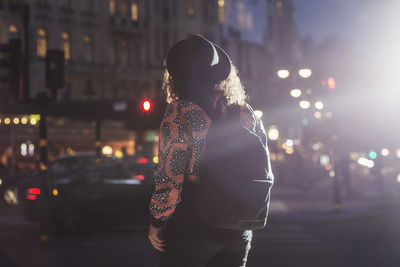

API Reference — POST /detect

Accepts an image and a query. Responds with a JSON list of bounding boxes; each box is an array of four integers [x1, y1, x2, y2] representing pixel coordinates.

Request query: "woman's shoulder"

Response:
[[239, 103, 265, 135], [172, 99, 211, 134]]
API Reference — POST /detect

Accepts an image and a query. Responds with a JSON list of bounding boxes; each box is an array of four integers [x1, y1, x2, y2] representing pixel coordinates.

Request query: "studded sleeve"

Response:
[[149, 102, 189, 228]]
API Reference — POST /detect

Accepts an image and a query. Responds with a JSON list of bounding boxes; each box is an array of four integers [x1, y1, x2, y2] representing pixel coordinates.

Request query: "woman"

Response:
[[148, 34, 268, 267]]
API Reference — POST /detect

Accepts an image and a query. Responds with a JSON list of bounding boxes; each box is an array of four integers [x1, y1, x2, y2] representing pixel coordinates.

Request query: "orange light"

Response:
[[142, 100, 151, 111], [327, 77, 336, 89]]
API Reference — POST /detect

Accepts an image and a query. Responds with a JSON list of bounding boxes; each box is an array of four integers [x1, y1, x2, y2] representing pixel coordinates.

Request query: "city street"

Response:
[[1, 187, 399, 267]]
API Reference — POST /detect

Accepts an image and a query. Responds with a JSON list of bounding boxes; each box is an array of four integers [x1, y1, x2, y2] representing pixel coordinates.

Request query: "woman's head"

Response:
[[163, 35, 247, 106]]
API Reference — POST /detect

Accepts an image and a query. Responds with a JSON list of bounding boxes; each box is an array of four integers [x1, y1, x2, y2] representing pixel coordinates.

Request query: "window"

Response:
[[85, 0, 93, 12], [37, 28, 47, 58], [109, 0, 116, 16], [203, 0, 213, 18], [61, 0, 71, 8], [172, 0, 177, 16], [121, 0, 128, 18], [163, 30, 169, 56], [111, 40, 118, 64], [186, 0, 194, 16], [154, 28, 160, 60], [131, 1, 138, 21], [61, 31, 71, 63], [121, 41, 128, 66], [218, 0, 225, 23], [83, 34, 93, 63], [276, 1, 283, 17], [8, 24, 19, 35]]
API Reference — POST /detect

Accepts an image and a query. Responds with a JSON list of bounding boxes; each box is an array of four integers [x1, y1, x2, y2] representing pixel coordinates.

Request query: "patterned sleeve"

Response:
[[149, 102, 190, 228], [182, 104, 211, 183]]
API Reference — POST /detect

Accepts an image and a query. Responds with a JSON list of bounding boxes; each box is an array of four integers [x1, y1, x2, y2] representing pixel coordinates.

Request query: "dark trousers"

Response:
[[158, 225, 252, 267]]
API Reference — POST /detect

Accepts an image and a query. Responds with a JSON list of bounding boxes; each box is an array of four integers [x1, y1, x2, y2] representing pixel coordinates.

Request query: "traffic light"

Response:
[[45, 49, 65, 99], [142, 100, 151, 112], [0, 39, 22, 100], [125, 98, 165, 130]]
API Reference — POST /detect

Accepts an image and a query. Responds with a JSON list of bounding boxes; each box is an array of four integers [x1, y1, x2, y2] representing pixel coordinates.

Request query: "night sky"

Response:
[[293, 0, 400, 56]]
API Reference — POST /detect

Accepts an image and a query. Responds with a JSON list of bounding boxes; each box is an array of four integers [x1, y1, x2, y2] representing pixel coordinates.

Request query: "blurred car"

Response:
[[1, 152, 115, 207], [0, 173, 34, 207], [23, 156, 155, 232]]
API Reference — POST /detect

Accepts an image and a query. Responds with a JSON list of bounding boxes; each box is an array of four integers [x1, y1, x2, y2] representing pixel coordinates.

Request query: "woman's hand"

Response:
[[148, 224, 166, 252]]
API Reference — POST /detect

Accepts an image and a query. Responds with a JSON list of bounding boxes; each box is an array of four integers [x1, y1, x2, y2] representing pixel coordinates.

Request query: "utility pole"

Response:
[[95, 119, 101, 161], [37, 92, 50, 247], [37, 49, 64, 246], [22, 4, 30, 103]]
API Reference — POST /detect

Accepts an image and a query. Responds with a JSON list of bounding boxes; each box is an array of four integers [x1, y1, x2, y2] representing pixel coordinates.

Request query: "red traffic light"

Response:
[[142, 100, 151, 111]]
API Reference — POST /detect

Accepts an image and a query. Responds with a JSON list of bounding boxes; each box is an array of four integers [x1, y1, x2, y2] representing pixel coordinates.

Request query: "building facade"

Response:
[[0, 0, 304, 170]]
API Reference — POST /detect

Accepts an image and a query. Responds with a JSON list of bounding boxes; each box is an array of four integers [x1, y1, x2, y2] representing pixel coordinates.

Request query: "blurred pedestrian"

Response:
[[337, 155, 352, 196], [148, 34, 273, 267], [372, 156, 384, 195]]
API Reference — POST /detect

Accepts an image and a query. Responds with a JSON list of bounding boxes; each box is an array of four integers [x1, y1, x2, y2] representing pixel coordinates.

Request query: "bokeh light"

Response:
[[102, 145, 113, 155], [381, 148, 389, 157], [299, 100, 310, 109], [254, 110, 263, 119], [267, 126, 279, 141], [30, 118, 37, 125], [115, 150, 123, 158], [314, 101, 324, 110], [314, 111, 322, 119], [357, 157, 375, 168], [369, 151, 377, 159], [298, 68, 312, 78], [277, 69, 290, 79], [290, 89, 302, 98]]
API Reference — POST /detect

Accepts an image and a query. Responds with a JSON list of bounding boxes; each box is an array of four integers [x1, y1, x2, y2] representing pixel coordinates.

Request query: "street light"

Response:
[[381, 149, 389, 157], [277, 69, 290, 79], [142, 100, 151, 112], [290, 89, 302, 98], [299, 100, 310, 109], [314, 101, 324, 110], [267, 126, 279, 141], [102, 145, 113, 155], [298, 68, 312, 78]]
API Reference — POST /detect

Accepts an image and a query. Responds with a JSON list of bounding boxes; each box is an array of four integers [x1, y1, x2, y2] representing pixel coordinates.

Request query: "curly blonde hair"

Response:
[[162, 64, 247, 106]]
